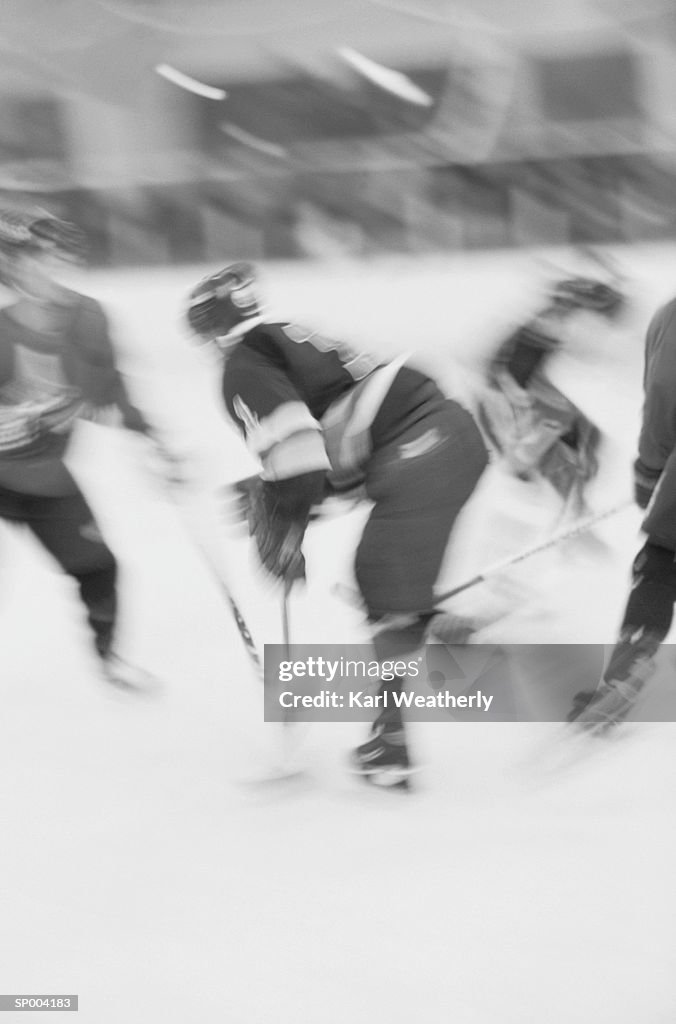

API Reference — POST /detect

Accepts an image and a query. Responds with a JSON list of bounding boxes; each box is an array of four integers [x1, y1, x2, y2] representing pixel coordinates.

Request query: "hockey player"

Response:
[[186, 261, 489, 787], [569, 292, 676, 731], [477, 277, 624, 518], [0, 206, 174, 689]]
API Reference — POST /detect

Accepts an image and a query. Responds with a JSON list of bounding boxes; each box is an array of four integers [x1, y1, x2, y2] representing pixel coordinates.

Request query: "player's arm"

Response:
[[635, 305, 676, 506], [74, 299, 153, 433], [74, 298, 185, 481], [224, 345, 329, 581]]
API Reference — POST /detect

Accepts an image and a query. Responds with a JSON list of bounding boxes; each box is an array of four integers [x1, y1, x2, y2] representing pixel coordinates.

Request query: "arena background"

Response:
[[0, 0, 675, 265]]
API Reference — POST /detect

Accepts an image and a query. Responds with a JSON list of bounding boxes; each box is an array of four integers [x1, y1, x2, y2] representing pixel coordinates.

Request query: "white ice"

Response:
[[0, 248, 674, 1023]]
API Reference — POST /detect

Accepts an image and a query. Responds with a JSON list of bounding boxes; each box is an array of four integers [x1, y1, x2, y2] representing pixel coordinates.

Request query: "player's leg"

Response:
[[568, 541, 676, 730], [477, 376, 583, 493], [23, 486, 118, 653], [23, 479, 157, 690], [0, 473, 120, 660], [0, 482, 30, 526], [352, 400, 488, 783]]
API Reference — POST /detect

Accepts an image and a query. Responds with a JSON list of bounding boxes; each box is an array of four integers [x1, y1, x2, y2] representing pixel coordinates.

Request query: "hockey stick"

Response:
[[185, 527, 263, 679], [435, 499, 633, 603], [182, 511, 310, 779], [282, 577, 293, 656], [279, 577, 304, 735], [150, 466, 310, 779], [160, 481, 264, 680]]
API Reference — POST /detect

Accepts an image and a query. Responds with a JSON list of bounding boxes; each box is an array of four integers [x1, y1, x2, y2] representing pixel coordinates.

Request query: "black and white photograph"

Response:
[[0, 1, 674, 1021]]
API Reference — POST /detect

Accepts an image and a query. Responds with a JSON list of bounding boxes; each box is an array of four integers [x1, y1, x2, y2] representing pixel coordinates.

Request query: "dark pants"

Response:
[[355, 398, 488, 646], [0, 482, 118, 657], [643, 445, 676, 550]]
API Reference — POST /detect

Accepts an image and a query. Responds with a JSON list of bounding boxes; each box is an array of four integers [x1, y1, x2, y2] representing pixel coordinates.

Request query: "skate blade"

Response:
[[102, 670, 164, 697], [349, 761, 419, 791], [101, 652, 164, 697], [237, 765, 311, 791], [362, 774, 413, 793]]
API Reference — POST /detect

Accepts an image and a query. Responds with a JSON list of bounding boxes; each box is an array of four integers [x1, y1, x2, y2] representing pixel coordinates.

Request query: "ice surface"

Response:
[[0, 248, 674, 1022]]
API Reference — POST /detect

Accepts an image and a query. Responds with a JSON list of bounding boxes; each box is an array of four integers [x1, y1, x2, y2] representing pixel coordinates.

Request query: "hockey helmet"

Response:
[[186, 261, 260, 343], [550, 277, 624, 318]]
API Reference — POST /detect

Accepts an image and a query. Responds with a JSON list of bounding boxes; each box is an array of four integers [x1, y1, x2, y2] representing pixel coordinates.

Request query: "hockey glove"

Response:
[[221, 474, 357, 530], [221, 475, 261, 529], [633, 458, 661, 510], [247, 478, 307, 583]]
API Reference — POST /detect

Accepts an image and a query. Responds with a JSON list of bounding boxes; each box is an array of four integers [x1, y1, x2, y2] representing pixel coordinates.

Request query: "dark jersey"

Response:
[[0, 290, 146, 495], [638, 297, 676, 474], [223, 321, 378, 424], [222, 320, 447, 489]]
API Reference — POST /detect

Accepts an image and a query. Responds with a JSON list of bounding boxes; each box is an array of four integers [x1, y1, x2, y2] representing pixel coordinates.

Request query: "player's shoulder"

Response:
[[53, 285, 99, 310], [649, 295, 676, 331], [241, 320, 308, 345], [59, 289, 107, 330], [232, 320, 307, 362], [222, 324, 282, 392], [229, 321, 279, 358]]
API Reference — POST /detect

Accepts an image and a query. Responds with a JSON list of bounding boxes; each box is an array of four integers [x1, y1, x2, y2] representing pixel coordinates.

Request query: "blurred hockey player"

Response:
[[0, 206, 174, 689], [569, 291, 676, 732], [186, 262, 489, 787], [478, 277, 624, 519]]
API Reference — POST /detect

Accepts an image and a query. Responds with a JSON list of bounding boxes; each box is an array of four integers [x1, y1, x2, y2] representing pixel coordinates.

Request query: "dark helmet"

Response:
[[550, 277, 625, 318], [0, 206, 86, 263], [186, 261, 260, 343]]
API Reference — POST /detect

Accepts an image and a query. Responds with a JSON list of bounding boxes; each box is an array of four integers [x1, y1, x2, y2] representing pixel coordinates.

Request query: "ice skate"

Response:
[[351, 727, 415, 790], [567, 672, 652, 735], [567, 631, 659, 734]]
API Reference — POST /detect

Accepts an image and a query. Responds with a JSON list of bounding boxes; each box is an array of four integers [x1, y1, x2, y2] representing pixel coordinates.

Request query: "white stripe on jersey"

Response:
[[233, 396, 328, 462], [321, 354, 409, 489], [261, 430, 330, 481]]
